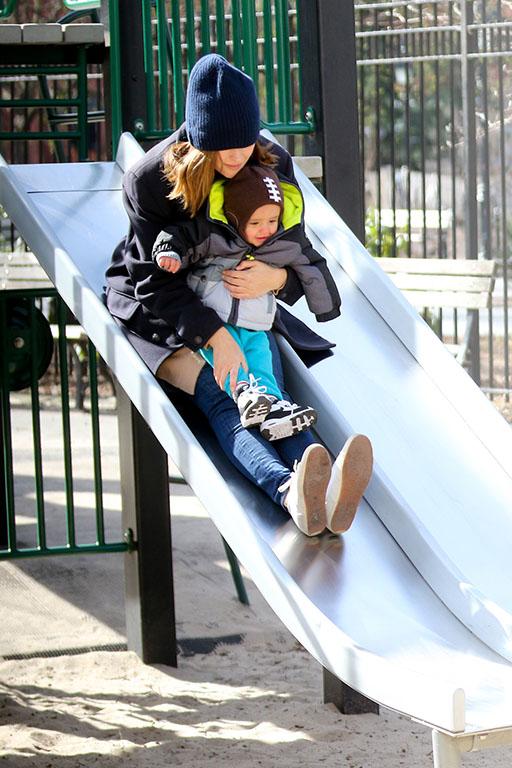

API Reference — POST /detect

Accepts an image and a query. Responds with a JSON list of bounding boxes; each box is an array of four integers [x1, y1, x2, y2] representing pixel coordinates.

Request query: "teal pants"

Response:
[[200, 324, 283, 399]]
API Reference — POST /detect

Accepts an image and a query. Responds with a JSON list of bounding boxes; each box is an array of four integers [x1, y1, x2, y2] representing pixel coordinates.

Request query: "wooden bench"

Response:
[[292, 158, 492, 379], [1, 249, 52, 291], [376, 257, 496, 381]]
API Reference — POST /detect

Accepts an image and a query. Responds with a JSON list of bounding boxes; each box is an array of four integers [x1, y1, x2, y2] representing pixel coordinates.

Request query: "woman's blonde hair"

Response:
[[163, 141, 278, 217]]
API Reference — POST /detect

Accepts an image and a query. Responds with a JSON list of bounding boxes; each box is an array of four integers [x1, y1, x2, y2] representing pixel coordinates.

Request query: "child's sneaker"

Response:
[[260, 399, 317, 441], [235, 375, 276, 428]]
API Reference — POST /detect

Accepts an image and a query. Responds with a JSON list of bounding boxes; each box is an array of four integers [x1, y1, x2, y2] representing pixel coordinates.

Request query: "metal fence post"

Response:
[[322, 666, 379, 716], [461, 0, 481, 383], [432, 730, 464, 768], [297, 0, 364, 241], [0, 423, 7, 548], [102, 0, 148, 144], [115, 382, 177, 666], [298, 0, 376, 715]]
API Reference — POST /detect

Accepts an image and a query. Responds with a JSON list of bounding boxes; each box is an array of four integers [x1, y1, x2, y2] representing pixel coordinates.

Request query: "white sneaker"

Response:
[[260, 400, 317, 441], [279, 444, 331, 536], [235, 374, 276, 428], [326, 435, 373, 534]]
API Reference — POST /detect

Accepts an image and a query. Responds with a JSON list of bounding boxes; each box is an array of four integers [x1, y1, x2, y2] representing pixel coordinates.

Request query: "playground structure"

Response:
[[3, 4, 512, 767], [3, 132, 512, 767]]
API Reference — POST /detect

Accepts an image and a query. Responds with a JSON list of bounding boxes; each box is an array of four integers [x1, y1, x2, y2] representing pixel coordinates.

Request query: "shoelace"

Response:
[[277, 459, 299, 494], [245, 373, 268, 395], [272, 399, 298, 414]]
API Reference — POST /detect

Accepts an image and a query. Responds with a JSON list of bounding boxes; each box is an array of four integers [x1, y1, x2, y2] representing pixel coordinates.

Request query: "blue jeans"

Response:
[[192, 332, 316, 506]]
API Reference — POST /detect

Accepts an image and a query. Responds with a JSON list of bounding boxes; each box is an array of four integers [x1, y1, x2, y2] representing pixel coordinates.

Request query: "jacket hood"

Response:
[[208, 176, 303, 235]]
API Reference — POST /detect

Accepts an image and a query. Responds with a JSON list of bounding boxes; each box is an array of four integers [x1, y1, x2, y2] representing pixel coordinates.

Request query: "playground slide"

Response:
[[288, 159, 512, 665], [2, 134, 512, 740]]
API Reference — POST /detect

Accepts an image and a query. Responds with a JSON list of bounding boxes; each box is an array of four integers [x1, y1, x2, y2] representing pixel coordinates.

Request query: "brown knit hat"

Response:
[[223, 165, 284, 233]]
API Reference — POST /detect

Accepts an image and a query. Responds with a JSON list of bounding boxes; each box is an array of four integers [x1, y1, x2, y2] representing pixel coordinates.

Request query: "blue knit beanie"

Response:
[[185, 54, 260, 151]]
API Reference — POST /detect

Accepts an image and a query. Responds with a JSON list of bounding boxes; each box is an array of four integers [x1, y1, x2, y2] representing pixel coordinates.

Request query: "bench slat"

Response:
[[50, 324, 87, 341], [378, 208, 452, 230], [62, 24, 104, 45], [21, 23, 64, 44], [399, 289, 492, 310], [0, 25, 22, 44], [0, 23, 104, 46], [2, 265, 51, 281], [377, 257, 496, 277], [389, 272, 493, 294]]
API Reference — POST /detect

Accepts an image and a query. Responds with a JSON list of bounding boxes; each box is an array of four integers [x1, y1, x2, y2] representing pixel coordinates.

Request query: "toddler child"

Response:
[[152, 164, 341, 441]]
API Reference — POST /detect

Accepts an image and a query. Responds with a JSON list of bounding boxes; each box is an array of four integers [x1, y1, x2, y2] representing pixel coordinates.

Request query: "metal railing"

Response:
[[0, 5, 107, 164], [0, 52, 92, 162], [355, 0, 512, 395], [0, 287, 129, 559], [0, 0, 16, 18], [107, 0, 315, 151], [2, 3, 315, 160]]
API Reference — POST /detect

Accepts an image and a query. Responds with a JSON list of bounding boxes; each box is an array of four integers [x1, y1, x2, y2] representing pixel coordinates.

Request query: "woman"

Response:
[[105, 53, 372, 536]]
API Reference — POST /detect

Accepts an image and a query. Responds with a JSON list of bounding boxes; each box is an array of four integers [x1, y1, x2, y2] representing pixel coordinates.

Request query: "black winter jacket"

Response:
[[105, 125, 337, 359]]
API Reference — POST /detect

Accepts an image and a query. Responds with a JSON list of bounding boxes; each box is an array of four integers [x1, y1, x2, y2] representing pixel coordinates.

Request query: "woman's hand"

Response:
[[222, 260, 287, 299], [206, 326, 248, 395]]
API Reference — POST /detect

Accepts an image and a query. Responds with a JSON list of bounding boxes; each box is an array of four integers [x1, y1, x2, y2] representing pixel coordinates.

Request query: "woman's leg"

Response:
[[264, 331, 317, 466], [195, 335, 338, 535], [192, 363, 311, 505], [194, 334, 371, 534], [192, 364, 329, 534]]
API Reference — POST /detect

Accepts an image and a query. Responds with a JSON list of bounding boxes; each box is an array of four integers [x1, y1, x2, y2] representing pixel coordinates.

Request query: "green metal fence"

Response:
[[0, 50, 92, 162], [107, 0, 315, 151], [1, 2, 314, 160], [0, 0, 16, 18], [0, 287, 131, 559]]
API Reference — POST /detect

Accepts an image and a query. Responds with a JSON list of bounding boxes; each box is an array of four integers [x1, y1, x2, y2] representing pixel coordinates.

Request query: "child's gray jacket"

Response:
[[151, 177, 341, 331]]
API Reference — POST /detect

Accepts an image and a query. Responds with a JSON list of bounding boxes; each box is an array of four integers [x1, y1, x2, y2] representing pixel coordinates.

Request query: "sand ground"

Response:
[[1, 404, 511, 767]]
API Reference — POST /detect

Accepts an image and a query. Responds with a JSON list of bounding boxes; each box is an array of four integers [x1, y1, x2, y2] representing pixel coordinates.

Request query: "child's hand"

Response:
[[156, 253, 181, 273]]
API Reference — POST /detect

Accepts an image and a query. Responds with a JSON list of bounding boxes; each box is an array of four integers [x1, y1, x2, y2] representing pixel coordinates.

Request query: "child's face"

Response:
[[242, 204, 281, 246]]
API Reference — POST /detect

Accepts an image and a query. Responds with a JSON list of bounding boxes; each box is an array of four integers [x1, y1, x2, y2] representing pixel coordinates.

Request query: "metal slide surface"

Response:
[[1, 134, 512, 736], [287, 162, 512, 664]]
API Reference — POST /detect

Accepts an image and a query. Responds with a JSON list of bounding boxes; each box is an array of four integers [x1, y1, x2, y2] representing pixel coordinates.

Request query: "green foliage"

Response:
[[365, 208, 408, 259], [8, 0, 65, 23]]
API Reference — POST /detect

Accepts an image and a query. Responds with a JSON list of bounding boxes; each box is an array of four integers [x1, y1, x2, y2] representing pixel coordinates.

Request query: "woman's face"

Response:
[[214, 145, 255, 177]]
